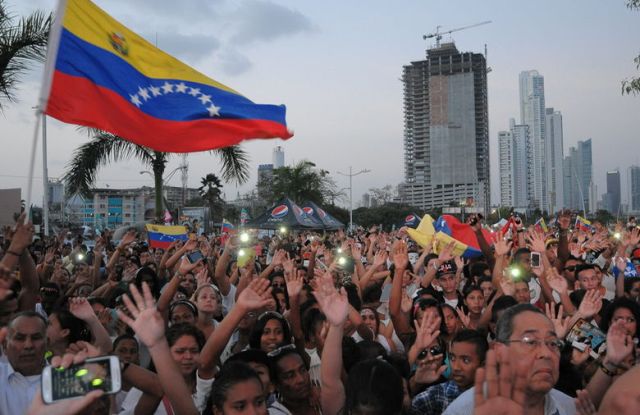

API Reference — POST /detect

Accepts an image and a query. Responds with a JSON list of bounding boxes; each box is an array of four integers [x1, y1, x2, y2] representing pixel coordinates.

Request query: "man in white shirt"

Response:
[[0, 311, 48, 415], [444, 304, 576, 415]]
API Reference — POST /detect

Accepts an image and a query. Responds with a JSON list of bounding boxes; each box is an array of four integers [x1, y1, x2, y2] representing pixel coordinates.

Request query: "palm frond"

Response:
[[0, 3, 51, 107], [212, 145, 250, 185], [63, 132, 155, 197]]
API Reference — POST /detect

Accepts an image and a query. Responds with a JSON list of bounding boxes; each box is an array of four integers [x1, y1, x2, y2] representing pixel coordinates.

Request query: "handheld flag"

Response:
[[221, 219, 235, 234], [41, 0, 292, 153], [534, 218, 548, 233], [145, 224, 187, 249], [575, 216, 593, 233]]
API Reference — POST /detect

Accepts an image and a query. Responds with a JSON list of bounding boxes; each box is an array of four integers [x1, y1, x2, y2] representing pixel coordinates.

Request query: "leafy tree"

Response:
[[0, 0, 51, 109], [198, 173, 224, 223], [63, 130, 249, 222], [269, 160, 337, 205], [623, 0, 640, 95], [368, 185, 395, 205]]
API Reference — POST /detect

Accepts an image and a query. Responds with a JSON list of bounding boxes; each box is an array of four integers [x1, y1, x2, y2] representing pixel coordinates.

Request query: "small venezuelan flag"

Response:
[[41, 0, 292, 153], [534, 218, 548, 233], [145, 224, 188, 249], [575, 216, 593, 233]]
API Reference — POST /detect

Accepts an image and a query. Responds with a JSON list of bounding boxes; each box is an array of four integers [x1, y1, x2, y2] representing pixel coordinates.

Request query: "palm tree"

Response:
[[198, 173, 224, 223], [0, 0, 51, 109], [63, 130, 249, 222], [270, 160, 336, 205]]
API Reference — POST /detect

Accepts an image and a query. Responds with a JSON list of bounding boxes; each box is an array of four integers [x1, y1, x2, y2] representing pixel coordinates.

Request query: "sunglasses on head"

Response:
[[417, 345, 444, 360], [564, 266, 576, 272], [267, 343, 296, 358]]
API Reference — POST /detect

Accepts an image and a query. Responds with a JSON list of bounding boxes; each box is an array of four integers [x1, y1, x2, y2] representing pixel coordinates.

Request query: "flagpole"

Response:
[[24, 111, 42, 223], [42, 112, 50, 236]]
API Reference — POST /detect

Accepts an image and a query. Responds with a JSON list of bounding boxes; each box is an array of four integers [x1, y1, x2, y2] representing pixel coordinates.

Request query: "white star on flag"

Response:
[[198, 94, 212, 105], [130, 94, 142, 107], [161, 82, 174, 93], [175, 82, 188, 93], [149, 85, 162, 97], [138, 86, 150, 101], [189, 87, 201, 97], [207, 104, 221, 117]]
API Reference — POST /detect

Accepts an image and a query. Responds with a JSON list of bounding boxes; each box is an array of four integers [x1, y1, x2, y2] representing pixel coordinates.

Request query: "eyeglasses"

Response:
[[564, 266, 577, 272], [505, 336, 564, 353], [417, 345, 444, 360], [267, 343, 296, 358]]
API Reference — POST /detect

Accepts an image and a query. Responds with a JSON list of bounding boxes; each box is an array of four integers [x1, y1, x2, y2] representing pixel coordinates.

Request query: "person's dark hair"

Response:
[[269, 346, 307, 384], [384, 352, 411, 379], [342, 336, 360, 374], [344, 282, 362, 311], [575, 264, 596, 282], [362, 284, 383, 304], [226, 349, 270, 369], [478, 275, 493, 287], [249, 312, 292, 350], [113, 333, 138, 351], [166, 323, 205, 349], [271, 287, 289, 313], [495, 303, 544, 343], [360, 306, 381, 336], [302, 308, 326, 342], [451, 329, 489, 363], [169, 300, 198, 321], [356, 340, 387, 361], [344, 359, 404, 415], [423, 253, 438, 267], [469, 262, 490, 279], [624, 277, 640, 294], [51, 309, 92, 345], [600, 297, 640, 338], [462, 284, 483, 300], [491, 295, 518, 323], [513, 248, 531, 263], [208, 361, 263, 413]]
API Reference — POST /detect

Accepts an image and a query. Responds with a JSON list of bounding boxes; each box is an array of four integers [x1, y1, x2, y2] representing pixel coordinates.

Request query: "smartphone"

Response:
[[187, 250, 204, 264], [42, 355, 121, 404], [530, 252, 541, 268]]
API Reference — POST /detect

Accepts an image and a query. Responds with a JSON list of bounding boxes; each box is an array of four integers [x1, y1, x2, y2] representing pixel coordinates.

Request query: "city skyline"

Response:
[[1, 1, 639, 211]]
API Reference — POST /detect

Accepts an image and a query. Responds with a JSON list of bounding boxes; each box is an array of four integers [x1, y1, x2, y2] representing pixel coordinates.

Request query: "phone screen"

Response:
[[187, 250, 204, 264], [49, 358, 115, 401], [530, 252, 541, 268]]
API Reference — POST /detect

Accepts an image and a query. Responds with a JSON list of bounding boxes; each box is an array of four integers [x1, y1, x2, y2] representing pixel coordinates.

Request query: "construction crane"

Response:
[[423, 20, 491, 48]]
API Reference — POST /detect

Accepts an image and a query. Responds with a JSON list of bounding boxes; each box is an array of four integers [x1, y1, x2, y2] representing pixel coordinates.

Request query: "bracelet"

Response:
[[599, 362, 616, 377], [6, 250, 21, 257]]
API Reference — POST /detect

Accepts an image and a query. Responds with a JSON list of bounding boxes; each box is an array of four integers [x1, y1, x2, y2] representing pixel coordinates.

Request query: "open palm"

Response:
[[117, 283, 165, 349], [313, 272, 348, 326]]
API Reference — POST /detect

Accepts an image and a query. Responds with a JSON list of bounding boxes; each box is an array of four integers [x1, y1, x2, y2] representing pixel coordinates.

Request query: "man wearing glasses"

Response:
[[443, 304, 576, 414]]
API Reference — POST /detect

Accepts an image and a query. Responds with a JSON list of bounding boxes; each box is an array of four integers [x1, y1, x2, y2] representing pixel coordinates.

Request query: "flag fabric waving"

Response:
[[534, 218, 548, 233], [145, 224, 188, 249], [41, 0, 292, 153], [575, 216, 593, 233], [221, 219, 235, 234]]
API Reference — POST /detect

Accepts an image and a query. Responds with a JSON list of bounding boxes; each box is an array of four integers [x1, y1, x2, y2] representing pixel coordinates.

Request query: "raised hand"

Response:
[[393, 241, 409, 270], [313, 271, 349, 327], [570, 346, 592, 367], [372, 250, 388, 269], [414, 352, 447, 385], [473, 348, 526, 415], [44, 247, 56, 265], [10, 212, 34, 252], [438, 241, 456, 262], [351, 243, 362, 260], [69, 297, 96, 322], [195, 266, 210, 287], [456, 307, 471, 328], [577, 289, 603, 320], [557, 210, 571, 231], [526, 230, 547, 254], [119, 230, 137, 248], [0, 266, 14, 301], [272, 249, 287, 266], [493, 237, 512, 257], [178, 256, 202, 276], [117, 282, 165, 349], [183, 238, 198, 252], [545, 303, 570, 339], [546, 268, 568, 295], [413, 311, 441, 351], [66, 340, 101, 358], [400, 290, 413, 314], [574, 389, 596, 415], [237, 278, 273, 312], [454, 255, 464, 272], [603, 321, 634, 369], [285, 263, 303, 299]]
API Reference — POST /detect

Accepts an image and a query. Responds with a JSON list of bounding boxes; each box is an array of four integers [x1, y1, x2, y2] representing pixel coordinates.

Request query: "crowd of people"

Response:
[[1, 210, 640, 414]]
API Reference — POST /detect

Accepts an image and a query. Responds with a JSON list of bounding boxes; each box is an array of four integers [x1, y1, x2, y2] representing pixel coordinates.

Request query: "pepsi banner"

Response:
[[245, 198, 323, 229], [301, 201, 344, 230]]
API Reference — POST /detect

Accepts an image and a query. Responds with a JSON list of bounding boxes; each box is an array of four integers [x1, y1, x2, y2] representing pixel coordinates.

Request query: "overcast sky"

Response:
[[2, 0, 640, 211]]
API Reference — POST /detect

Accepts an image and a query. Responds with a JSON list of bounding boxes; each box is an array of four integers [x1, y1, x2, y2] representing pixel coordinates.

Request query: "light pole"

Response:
[[337, 166, 371, 233]]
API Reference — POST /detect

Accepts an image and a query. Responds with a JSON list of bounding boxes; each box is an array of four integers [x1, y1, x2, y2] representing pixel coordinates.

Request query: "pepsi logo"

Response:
[[317, 208, 327, 219], [303, 207, 314, 215], [271, 205, 289, 218], [405, 214, 416, 223]]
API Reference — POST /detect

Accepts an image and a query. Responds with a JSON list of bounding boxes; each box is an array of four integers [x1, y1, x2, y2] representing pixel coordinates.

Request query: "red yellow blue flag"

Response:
[[145, 224, 188, 249], [40, 0, 292, 153]]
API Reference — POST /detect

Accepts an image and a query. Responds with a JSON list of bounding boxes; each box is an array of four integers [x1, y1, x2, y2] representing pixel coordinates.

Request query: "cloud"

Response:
[[142, 31, 221, 62], [217, 49, 253, 76], [229, 0, 315, 46]]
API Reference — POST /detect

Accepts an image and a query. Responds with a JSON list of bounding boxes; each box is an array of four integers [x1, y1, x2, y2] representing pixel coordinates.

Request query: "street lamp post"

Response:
[[337, 166, 371, 233]]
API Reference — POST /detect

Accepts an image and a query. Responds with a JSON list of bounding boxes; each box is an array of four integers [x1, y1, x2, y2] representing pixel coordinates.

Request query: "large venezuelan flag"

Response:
[[41, 0, 292, 153], [145, 224, 188, 249]]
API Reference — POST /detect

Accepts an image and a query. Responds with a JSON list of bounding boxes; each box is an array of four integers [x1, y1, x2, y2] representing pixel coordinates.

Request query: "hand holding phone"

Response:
[[530, 252, 541, 268], [42, 355, 121, 404], [186, 250, 204, 264]]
